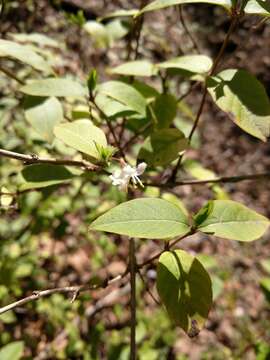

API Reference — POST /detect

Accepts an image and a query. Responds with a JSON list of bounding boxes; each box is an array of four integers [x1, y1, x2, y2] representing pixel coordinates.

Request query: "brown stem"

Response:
[[170, 15, 239, 181], [0, 148, 98, 170], [0, 64, 25, 85], [130, 238, 137, 360]]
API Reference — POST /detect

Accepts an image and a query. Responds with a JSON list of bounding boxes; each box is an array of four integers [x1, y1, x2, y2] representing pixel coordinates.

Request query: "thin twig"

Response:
[[170, 14, 239, 181], [0, 148, 98, 171], [0, 64, 25, 85], [178, 6, 200, 53], [129, 238, 137, 360], [146, 171, 270, 188], [138, 269, 160, 305]]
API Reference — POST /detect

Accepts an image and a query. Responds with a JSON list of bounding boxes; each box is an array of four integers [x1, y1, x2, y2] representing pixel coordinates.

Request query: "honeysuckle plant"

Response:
[[0, 0, 270, 358]]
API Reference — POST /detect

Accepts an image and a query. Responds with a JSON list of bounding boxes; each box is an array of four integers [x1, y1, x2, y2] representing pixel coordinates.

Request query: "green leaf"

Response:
[[91, 198, 191, 239], [110, 60, 157, 77], [153, 94, 178, 128], [24, 97, 63, 143], [94, 93, 134, 118], [138, 129, 188, 166], [195, 200, 270, 241], [20, 164, 76, 190], [207, 69, 270, 141], [244, 0, 270, 16], [97, 81, 147, 116], [0, 39, 52, 73], [54, 119, 107, 160], [157, 250, 212, 335], [105, 19, 129, 42], [0, 341, 24, 360], [20, 78, 87, 97], [139, 0, 231, 15], [99, 9, 139, 20], [10, 33, 59, 48], [157, 55, 213, 75]]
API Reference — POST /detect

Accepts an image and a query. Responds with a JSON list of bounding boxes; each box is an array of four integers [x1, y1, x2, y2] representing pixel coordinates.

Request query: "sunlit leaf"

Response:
[[0, 341, 24, 360], [97, 81, 147, 116], [54, 119, 107, 160], [157, 55, 213, 75], [91, 198, 191, 239], [195, 200, 270, 241], [244, 0, 270, 16], [0, 39, 52, 73], [139, 0, 231, 15], [110, 60, 156, 77], [207, 69, 270, 141], [21, 78, 87, 97]]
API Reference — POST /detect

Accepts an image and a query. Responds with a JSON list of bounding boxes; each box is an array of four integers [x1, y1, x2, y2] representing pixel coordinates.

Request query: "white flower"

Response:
[[110, 162, 147, 191]]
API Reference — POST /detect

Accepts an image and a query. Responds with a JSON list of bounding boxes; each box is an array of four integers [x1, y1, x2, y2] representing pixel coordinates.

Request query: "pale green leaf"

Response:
[[91, 198, 191, 239], [0, 187, 13, 207], [157, 55, 213, 74], [0, 341, 24, 360], [139, 0, 231, 15], [157, 250, 212, 335], [110, 60, 157, 77], [195, 200, 270, 241], [97, 81, 147, 116], [24, 97, 63, 142], [207, 69, 270, 141], [99, 9, 139, 20], [10, 33, 59, 48], [54, 119, 107, 159], [95, 93, 133, 117], [138, 129, 188, 166], [20, 78, 87, 97], [20, 164, 76, 190], [244, 0, 270, 16], [105, 19, 129, 42], [0, 39, 52, 73]]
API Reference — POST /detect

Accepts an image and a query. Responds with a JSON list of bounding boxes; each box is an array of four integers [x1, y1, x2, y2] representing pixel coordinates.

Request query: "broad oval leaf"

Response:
[[138, 129, 188, 166], [20, 164, 76, 190], [91, 198, 191, 239], [20, 78, 87, 98], [0, 39, 52, 73], [244, 0, 270, 16], [195, 200, 270, 241], [110, 60, 157, 77], [24, 96, 63, 143], [157, 55, 213, 75], [139, 0, 231, 15], [207, 69, 270, 141], [54, 119, 107, 160], [10, 33, 59, 48], [0, 341, 24, 360], [157, 250, 212, 335], [97, 81, 147, 116], [95, 93, 135, 118]]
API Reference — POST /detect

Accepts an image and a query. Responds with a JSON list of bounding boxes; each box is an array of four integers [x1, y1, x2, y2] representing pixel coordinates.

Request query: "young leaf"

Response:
[[0, 341, 24, 360], [10, 33, 59, 48], [24, 97, 63, 143], [195, 200, 270, 241], [91, 198, 191, 239], [54, 119, 107, 160], [244, 0, 270, 16], [97, 81, 147, 116], [20, 78, 87, 97], [20, 164, 76, 190], [138, 0, 231, 15], [157, 55, 213, 75], [157, 250, 212, 335], [109, 60, 157, 77], [207, 69, 270, 141], [138, 129, 188, 166], [0, 39, 52, 73]]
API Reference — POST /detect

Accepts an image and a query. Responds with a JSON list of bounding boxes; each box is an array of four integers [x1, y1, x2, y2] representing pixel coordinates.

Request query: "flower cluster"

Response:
[[110, 162, 147, 191]]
